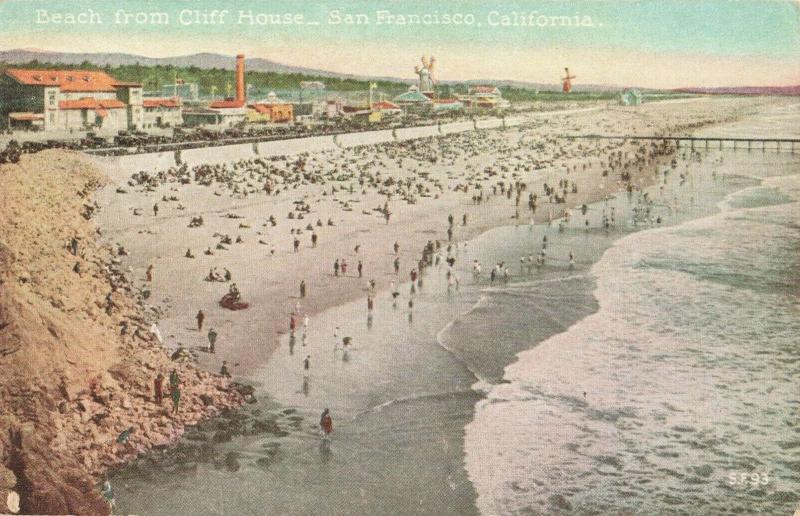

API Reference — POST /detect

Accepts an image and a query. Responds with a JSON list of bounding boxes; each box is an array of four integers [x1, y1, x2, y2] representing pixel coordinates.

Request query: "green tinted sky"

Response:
[[1, 0, 798, 86]]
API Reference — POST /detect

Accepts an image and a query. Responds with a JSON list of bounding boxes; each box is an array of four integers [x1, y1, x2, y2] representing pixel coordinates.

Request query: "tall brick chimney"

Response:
[[235, 54, 245, 105]]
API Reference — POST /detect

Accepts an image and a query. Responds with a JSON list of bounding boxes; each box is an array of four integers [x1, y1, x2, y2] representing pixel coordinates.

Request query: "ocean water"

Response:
[[465, 169, 800, 514], [111, 149, 799, 515]]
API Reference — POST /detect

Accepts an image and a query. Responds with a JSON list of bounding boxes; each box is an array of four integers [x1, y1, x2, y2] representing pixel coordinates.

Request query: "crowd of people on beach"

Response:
[[110, 107, 720, 455]]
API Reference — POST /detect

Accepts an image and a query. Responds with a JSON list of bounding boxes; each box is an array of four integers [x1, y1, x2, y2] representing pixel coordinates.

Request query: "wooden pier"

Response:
[[559, 135, 798, 152]]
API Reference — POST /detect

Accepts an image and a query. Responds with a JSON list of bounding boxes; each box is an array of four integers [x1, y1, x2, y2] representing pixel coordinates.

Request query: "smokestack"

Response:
[[235, 54, 245, 104]]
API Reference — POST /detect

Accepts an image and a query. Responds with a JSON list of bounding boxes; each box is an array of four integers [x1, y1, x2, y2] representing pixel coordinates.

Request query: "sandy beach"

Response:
[[1, 95, 793, 514], [103, 97, 800, 515], [93, 97, 772, 378]]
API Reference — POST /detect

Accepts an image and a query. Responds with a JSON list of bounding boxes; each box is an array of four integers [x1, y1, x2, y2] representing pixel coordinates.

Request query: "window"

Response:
[[48, 91, 57, 108]]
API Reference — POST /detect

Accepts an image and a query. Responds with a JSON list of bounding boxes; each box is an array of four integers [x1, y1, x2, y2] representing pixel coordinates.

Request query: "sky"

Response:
[[0, 0, 798, 88]]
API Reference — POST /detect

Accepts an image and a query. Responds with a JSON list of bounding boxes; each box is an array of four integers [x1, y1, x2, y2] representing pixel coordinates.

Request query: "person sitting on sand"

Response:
[[228, 283, 240, 302], [220, 360, 232, 378], [116, 426, 135, 445], [185, 248, 194, 258]]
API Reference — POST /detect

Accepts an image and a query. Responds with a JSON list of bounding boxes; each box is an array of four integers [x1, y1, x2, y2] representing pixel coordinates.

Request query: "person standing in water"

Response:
[[320, 408, 333, 438]]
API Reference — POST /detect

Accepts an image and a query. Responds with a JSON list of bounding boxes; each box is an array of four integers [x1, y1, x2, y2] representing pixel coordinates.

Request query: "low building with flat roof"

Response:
[[142, 97, 183, 128], [247, 103, 293, 123], [458, 85, 510, 110]]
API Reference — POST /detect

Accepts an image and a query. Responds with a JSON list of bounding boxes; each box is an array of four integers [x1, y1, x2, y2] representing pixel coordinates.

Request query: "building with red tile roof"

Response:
[[143, 98, 181, 109], [142, 97, 183, 128], [58, 98, 127, 110], [0, 68, 154, 132], [4, 69, 139, 92], [372, 101, 402, 114], [208, 99, 246, 109]]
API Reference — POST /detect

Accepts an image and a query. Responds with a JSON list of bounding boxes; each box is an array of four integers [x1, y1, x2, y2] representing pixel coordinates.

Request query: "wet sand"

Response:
[[98, 97, 800, 515], [94, 97, 776, 381]]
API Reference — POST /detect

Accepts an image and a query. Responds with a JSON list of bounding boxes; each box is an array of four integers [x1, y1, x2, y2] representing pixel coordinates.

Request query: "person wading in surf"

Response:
[[320, 408, 333, 438]]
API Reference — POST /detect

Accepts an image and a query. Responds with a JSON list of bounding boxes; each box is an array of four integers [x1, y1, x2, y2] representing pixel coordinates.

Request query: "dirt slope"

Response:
[[0, 150, 242, 515]]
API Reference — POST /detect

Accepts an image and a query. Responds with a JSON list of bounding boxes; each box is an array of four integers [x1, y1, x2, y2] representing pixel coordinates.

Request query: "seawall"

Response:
[[90, 115, 523, 183]]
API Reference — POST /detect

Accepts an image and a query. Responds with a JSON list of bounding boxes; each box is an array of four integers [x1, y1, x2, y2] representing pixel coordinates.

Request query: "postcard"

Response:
[[0, 1, 798, 514]]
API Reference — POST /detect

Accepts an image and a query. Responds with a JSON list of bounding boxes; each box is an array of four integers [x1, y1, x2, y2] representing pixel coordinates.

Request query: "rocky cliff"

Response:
[[0, 150, 242, 514]]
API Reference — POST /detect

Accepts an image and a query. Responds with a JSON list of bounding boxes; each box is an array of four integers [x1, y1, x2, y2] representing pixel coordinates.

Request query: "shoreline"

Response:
[[0, 151, 245, 515], [465, 160, 800, 514], [93, 98, 762, 381], [110, 116, 798, 514], [1, 96, 787, 513]]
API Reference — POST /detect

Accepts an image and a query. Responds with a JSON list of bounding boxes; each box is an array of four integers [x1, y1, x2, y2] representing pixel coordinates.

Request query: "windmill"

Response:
[[561, 67, 576, 93]]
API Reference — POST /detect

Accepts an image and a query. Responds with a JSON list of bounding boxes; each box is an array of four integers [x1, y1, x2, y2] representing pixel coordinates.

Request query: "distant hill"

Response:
[[0, 48, 422, 84], [0, 48, 583, 91], [4, 49, 795, 96], [0, 48, 348, 78]]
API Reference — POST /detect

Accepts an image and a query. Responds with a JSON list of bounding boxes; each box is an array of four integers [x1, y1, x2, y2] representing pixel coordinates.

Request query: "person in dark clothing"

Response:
[[170, 384, 180, 414], [154, 373, 164, 404], [208, 328, 218, 353], [320, 408, 333, 437]]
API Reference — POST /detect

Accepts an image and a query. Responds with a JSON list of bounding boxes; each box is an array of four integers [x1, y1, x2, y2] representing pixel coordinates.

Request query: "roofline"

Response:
[[4, 68, 141, 89]]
